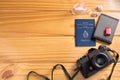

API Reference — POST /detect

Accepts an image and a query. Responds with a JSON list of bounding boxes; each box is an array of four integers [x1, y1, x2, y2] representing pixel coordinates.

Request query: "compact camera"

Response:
[[77, 45, 115, 78]]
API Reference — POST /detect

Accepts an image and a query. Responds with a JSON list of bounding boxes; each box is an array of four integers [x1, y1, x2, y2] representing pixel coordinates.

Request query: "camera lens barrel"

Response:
[[92, 53, 108, 69]]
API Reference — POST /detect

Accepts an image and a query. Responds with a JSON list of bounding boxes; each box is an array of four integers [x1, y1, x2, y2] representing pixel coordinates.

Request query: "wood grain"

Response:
[[0, 0, 120, 80], [0, 11, 120, 36], [0, 0, 120, 11], [0, 0, 120, 36], [0, 36, 119, 63], [0, 63, 120, 80]]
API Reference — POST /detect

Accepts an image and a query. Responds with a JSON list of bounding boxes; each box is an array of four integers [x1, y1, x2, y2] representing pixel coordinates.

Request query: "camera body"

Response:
[[77, 45, 114, 78]]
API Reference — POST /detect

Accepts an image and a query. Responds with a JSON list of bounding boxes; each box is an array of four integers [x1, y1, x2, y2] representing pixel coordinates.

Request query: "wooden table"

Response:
[[0, 0, 120, 80]]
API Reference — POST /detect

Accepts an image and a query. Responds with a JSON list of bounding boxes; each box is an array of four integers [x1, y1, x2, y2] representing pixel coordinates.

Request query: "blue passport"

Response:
[[75, 19, 96, 46]]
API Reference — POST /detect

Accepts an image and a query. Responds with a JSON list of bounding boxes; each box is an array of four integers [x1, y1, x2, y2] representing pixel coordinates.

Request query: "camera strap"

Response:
[[107, 49, 119, 80], [27, 64, 78, 80], [51, 64, 72, 80], [27, 71, 50, 80]]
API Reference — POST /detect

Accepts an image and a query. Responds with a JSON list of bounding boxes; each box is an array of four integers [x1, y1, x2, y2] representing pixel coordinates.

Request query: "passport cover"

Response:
[[94, 14, 119, 44], [75, 19, 96, 46]]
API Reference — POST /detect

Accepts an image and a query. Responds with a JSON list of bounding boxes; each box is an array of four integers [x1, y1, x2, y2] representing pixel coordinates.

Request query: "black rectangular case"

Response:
[[94, 14, 119, 44]]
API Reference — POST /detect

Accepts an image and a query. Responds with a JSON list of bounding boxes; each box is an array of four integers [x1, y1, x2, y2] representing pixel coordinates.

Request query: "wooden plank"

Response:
[[0, 0, 120, 11], [0, 36, 119, 63], [0, 63, 120, 80], [0, 0, 119, 80], [0, 11, 120, 36]]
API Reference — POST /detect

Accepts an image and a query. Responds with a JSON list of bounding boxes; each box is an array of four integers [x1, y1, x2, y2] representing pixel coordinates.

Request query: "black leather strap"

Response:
[[51, 64, 72, 80], [107, 49, 119, 80], [27, 71, 50, 80], [27, 64, 78, 80]]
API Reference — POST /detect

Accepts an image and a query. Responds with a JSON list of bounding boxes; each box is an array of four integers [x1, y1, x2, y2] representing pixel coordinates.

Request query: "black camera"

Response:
[[77, 45, 115, 78]]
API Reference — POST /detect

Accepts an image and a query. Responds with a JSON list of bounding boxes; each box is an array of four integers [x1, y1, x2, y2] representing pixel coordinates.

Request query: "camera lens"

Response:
[[92, 53, 108, 68], [96, 56, 106, 65]]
